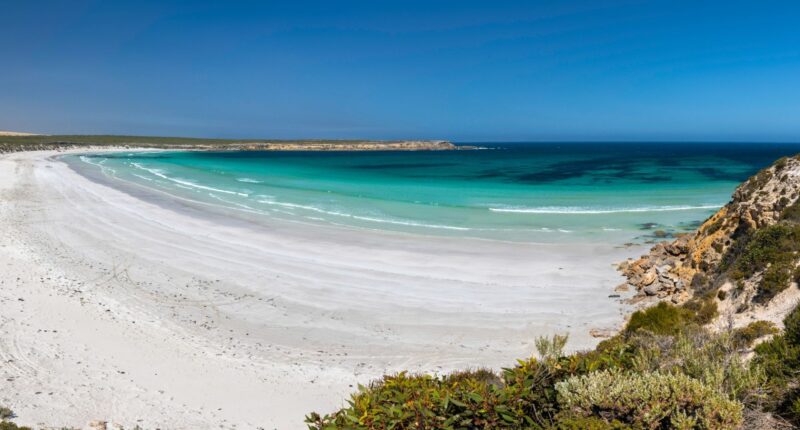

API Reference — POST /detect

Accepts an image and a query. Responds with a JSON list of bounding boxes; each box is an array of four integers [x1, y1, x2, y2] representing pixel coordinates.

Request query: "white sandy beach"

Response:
[[0, 150, 645, 429]]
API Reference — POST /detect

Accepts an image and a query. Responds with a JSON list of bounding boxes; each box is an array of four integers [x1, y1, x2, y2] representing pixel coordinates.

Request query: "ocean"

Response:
[[67, 142, 800, 244]]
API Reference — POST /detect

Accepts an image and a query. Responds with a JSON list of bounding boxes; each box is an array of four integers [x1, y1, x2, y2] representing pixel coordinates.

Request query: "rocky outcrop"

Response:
[[619, 155, 800, 303]]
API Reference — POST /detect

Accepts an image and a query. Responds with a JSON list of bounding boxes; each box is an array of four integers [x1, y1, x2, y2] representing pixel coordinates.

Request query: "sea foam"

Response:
[[488, 205, 721, 214]]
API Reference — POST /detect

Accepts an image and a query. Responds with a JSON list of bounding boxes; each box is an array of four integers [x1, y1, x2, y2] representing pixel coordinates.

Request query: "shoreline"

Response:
[[0, 139, 475, 154], [0, 149, 644, 429]]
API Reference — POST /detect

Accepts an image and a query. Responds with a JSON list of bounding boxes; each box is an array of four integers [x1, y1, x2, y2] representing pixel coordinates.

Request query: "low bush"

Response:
[[555, 370, 742, 429], [752, 306, 800, 425], [723, 223, 800, 303], [305, 359, 568, 429], [549, 416, 630, 429], [623, 329, 764, 402], [625, 302, 696, 336], [683, 296, 719, 325], [740, 168, 773, 200], [782, 199, 800, 222], [307, 327, 761, 430], [732, 321, 778, 348]]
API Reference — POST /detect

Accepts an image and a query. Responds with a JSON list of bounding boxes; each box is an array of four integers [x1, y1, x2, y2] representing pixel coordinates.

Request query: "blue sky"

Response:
[[1, 0, 799, 141]]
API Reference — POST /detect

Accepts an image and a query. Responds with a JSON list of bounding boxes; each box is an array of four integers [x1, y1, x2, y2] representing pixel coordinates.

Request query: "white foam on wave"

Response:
[[351, 215, 471, 231], [130, 162, 249, 197], [488, 204, 721, 214], [132, 174, 154, 182], [236, 178, 262, 184], [254, 197, 471, 231], [80, 155, 117, 176], [207, 193, 269, 215]]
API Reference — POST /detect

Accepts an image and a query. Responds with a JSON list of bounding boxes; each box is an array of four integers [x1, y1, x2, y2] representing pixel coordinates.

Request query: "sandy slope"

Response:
[[0, 150, 643, 429]]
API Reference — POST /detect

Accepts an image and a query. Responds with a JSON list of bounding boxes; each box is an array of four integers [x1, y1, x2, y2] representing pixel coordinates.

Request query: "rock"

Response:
[[641, 270, 657, 286], [620, 156, 800, 307], [644, 284, 660, 296], [666, 243, 684, 256], [615, 283, 630, 292], [653, 229, 669, 238]]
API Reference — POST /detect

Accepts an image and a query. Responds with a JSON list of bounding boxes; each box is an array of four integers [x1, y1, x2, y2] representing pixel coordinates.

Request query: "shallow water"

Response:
[[67, 142, 800, 244]]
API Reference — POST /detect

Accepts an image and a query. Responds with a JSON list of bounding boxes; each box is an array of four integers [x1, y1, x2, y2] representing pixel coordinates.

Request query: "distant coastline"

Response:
[[0, 134, 473, 153]]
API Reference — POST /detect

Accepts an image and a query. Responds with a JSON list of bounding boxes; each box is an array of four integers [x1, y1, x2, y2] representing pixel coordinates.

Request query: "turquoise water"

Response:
[[67, 143, 800, 244]]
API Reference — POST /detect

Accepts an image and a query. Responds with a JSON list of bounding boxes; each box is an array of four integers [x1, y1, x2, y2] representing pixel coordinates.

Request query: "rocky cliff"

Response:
[[619, 155, 800, 317]]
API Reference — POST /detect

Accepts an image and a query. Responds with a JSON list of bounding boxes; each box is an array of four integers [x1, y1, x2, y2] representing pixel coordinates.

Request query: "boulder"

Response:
[[644, 284, 660, 296]]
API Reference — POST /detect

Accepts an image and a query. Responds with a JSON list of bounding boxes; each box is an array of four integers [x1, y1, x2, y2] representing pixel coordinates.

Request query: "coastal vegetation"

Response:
[[307, 155, 800, 430], [724, 222, 800, 303], [306, 298, 786, 429]]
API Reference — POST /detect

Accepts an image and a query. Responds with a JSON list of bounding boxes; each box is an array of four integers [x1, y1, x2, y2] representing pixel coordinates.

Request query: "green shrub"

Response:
[[625, 302, 696, 336], [740, 169, 773, 200], [752, 306, 800, 425], [549, 416, 630, 429], [782, 199, 800, 222], [0, 424, 27, 430], [555, 370, 743, 429], [724, 223, 800, 303], [625, 330, 764, 401], [732, 321, 778, 348], [754, 335, 800, 385], [775, 157, 789, 171], [704, 218, 725, 236], [305, 362, 563, 430], [784, 303, 800, 345], [308, 302, 799, 430], [683, 296, 719, 325]]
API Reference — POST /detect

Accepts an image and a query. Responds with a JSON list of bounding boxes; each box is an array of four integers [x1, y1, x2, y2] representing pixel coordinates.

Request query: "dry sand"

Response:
[[0, 131, 38, 136], [0, 149, 644, 429]]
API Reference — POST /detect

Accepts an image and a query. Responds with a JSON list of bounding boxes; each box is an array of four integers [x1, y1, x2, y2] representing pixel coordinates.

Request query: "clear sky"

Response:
[[2, 1, 799, 141]]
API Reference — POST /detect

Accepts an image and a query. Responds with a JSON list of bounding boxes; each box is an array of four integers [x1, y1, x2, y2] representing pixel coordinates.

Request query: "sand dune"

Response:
[[0, 130, 38, 136], [0, 149, 643, 429]]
